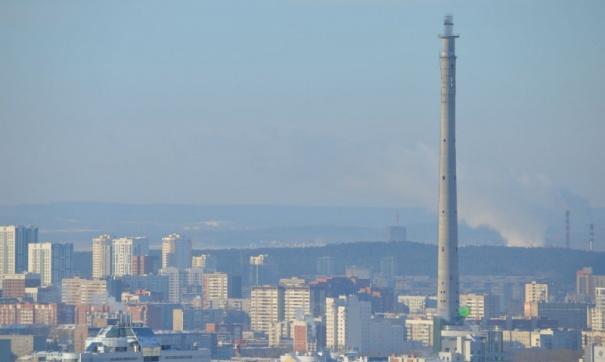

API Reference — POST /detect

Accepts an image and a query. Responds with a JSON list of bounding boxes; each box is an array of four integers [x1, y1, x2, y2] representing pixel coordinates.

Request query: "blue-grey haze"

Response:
[[1, 1, 603, 247]]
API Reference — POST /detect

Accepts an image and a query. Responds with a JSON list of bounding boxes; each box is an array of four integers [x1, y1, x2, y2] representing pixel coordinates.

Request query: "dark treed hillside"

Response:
[[200, 242, 604, 289], [74, 241, 605, 291]]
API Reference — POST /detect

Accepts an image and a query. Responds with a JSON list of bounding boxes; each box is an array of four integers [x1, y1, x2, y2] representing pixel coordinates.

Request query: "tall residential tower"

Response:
[[0, 225, 38, 287], [28, 242, 74, 287], [92, 234, 113, 278], [161, 234, 192, 270], [436, 15, 460, 325]]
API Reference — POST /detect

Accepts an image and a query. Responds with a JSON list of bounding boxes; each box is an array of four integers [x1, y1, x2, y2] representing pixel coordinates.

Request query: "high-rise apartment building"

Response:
[[161, 234, 192, 270], [284, 284, 311, 322], [62, 277, 107, 305], [92, 235, 113, 278], [112, 237, 149, 276], [325, 295, 371, 353], [28, 242, 73, 287], [250, 285, 284, 333], [0, 225, 38, 287], [593, 287, 605, 332], [203, 272, 229, 308], [406, 318, 434, 346], [525, 281, 549, 303], [159, 267, 182, 303], [459, 293, 501, 320], [577, 267, 605, 300], [1, 273, 41, 298]]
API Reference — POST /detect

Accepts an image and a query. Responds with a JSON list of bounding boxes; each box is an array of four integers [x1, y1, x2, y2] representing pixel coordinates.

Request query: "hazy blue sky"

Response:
[[1, 1, 603, 246]]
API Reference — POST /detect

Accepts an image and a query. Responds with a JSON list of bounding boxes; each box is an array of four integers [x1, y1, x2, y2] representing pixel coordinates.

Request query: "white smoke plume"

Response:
[[458, 169, 591, 247], [346, 141, 592, 247]]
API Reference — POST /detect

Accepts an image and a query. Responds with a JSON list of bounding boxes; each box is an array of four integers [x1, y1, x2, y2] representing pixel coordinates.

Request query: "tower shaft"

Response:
[[437, 16, 460, 324]]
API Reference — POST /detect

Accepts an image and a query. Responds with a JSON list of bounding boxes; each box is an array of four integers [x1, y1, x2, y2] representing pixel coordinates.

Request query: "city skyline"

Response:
[[1, 1, 604, 248]]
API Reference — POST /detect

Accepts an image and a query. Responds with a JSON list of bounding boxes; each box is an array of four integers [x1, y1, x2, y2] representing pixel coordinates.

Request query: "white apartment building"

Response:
[[0, 225, 38, 287], [525, 281, 549, 303], [161, 234, 191, 270], [460, 293, 501, 320], [92, 235, 113, 278], [203, 272, 228, 308], [250, 285, 284, 333], [325, 295, 371, 353], [112, 237, 149, 276], [28, 242, 73, 287]]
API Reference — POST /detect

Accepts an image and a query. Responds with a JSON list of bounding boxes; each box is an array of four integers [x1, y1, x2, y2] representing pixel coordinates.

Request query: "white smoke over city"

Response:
[[354, 141, 593, 248], [458, 167, 592, 247]]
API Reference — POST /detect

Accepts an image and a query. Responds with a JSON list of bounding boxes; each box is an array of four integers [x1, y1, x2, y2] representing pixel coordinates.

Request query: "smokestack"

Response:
[[436, 15, 460, 325]]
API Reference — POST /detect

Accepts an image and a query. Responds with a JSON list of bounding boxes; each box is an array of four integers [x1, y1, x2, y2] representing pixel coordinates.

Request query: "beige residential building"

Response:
[[62, 277, 107, 305], [250, 285, 284, 333], [92, 235, 113, 278], [405, 318, 434, 346], [525, 281, 549, 303], [161, 234, 192, 270], [284, 285, 310, 322], [203, 272, 228, 308], [0, 225, 38, 287], [593, 287, 605, 331], [460, 293, 501, 320]]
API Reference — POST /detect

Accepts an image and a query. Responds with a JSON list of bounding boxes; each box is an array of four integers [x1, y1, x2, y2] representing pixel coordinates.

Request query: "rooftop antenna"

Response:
[[443, 14, 454, 36]]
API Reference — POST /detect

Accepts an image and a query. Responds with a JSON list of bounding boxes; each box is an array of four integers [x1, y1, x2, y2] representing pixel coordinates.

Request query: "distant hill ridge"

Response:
[[74, 240, 604, 290]]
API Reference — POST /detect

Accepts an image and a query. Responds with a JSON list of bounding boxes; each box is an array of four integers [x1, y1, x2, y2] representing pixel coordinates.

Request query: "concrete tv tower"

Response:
[[436, 15, 460, 325]]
